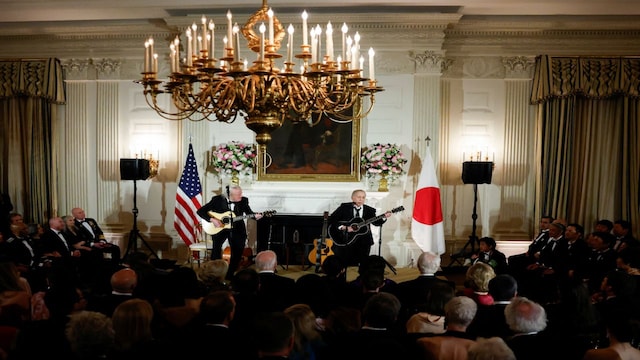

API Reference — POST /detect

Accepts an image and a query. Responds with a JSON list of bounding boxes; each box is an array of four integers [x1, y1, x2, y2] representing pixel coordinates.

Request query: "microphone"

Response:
[[226, 185, 230, 198]]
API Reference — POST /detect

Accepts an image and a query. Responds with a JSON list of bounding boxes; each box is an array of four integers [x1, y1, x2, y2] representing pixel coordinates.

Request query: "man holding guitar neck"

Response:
[[197, 184, 263, 279], [329, 189, 392, 267]]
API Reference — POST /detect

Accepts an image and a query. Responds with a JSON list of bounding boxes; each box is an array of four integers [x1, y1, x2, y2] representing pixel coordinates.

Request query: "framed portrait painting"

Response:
[[257, 112, 361, 181]]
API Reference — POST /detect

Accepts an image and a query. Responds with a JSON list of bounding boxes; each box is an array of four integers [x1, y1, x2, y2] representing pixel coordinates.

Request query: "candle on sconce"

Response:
[[359, 56, 364, 77], [287, 24, 294, 63], [173, 37, 180, 71], [148, 38, 154, 71], [259, 23, 266, 61], [144, 40, 150, 72], [226, 10, 233, 50], [267, 8, 274, 44], [191, 23, 198, 56], [222, 36, 227, 59], [169, 44, 175, 73], [325, 21, 333, 61], [310, 27, 317, 63], [234, 24, 241, 63], [152, 53, 158, 74], [341, 23, 348, 60], [315, 24, 322, 62], [209, 21, 215, 57], [368, 47, 375, 80], [201, 15, 208, 52], [302, 10, 308, 45], [346, 36, 352, 67], [353, 32, 360, 67], [185, 29, 192, 66]]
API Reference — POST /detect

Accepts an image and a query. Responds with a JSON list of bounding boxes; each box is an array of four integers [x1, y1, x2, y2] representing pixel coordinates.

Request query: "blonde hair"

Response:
[[198, 259, 229, 283], [465, 262, 496, 292], [284, 304, 322, 354], [112, 299, 154, 351]]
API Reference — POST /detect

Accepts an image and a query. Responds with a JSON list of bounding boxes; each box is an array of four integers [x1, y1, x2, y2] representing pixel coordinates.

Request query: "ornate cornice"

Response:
[[502, 56, 535, 79]]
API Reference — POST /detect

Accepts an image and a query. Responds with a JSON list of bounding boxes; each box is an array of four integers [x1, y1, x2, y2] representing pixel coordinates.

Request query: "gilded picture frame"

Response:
[[257, 112, 361, 182]]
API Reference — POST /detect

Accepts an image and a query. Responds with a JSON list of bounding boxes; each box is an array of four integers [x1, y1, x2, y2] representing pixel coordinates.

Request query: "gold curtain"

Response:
[[530, 55, 640, 232], [0, 58, 65, 224]]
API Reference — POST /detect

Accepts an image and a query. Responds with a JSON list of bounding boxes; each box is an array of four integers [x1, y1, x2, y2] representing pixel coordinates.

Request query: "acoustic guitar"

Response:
[[308, 211, 333, 272], [222, 246, 254, 269], [328, 206, 405, 246], [201, 209, 276, 235]]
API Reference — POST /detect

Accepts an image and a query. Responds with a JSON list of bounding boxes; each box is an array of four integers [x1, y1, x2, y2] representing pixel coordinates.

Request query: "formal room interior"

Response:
[[1, 0, 639, 269]]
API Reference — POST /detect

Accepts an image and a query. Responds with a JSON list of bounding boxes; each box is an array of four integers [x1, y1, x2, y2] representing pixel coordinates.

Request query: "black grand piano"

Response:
[[255, 213, 325, 267]]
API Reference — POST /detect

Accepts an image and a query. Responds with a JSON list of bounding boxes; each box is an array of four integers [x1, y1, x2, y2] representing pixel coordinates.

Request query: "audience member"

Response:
[[564, 223, 591, 280], [111, 298, 164, 359], [72, 207, 121, 265], [504, 296, 551, 360], [612, 220, 639, 252], [88, 267, 137, 317], [64, 310, 115, 360], [583, 231, 618, 294], [466, 237, 508, 274], [467, 337, 516, 360], [253, 312, 295, 359], [254, 250, 295, 312], [544, 278, 604, 359], [405, 281, 455, 335], [467, 273, 518, 339], [582, 310, 640, 360], [415, 296, 478, 360], [460, 262, 495, 305], [508, 215, 553, 277], [330, 292, 409, 360], [522, 221, 568, 303], [396, 251, 455, 325], [594, 219, 614, 234], [197, 259, 230, 293], [284, 303, 328, 360]]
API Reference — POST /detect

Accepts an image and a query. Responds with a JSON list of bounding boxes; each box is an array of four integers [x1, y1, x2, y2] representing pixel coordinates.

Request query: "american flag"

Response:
[[174, 143, 203, 247]]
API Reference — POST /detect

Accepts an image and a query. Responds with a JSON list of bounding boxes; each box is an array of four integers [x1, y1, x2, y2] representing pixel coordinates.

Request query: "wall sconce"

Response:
[[135, 150, 159, 179]]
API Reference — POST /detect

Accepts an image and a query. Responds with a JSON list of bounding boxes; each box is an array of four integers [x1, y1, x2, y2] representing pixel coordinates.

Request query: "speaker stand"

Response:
[[447, 183, 479, 268], [123, 179, 159, 260]]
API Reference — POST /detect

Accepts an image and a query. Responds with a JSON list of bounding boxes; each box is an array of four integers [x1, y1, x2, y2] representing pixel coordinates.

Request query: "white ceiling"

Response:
[[4, 0, 640, 24]]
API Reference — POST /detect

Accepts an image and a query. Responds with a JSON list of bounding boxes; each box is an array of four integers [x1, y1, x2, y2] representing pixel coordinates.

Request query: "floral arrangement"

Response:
[[360, 143, 407, 177], [211, 141, 256, 175]]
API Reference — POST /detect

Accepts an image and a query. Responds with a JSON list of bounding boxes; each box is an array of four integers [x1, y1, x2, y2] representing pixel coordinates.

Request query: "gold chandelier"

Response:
[[137, 0, 383, 146]]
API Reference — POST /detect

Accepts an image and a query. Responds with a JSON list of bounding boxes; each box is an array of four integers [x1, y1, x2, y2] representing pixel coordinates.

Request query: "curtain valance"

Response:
[[530, 55, 640, 104], [0, 58, 65, 104]]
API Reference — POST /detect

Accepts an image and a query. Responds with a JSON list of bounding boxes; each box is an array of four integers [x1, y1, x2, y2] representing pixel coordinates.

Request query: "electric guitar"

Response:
[[308, 211, 334, 270], [329, 206, 405, 246], [201, 210, 276, 235]]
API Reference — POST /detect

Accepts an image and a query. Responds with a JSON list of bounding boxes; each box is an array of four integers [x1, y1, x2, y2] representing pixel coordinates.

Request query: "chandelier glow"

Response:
[[137, 1, 383, 146]]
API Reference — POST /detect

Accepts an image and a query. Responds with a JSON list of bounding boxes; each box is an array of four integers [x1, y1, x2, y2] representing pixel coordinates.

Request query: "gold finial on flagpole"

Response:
[[426, 136, 431, 147]]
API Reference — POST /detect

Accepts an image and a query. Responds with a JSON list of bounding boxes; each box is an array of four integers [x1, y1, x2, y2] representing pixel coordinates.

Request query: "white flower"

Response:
[[361, 143, 407, 177], [211, 141, 256, 175]]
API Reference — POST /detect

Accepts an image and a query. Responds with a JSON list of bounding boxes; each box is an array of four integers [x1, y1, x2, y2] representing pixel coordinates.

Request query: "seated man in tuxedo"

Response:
[[71, 207, 121, 264]]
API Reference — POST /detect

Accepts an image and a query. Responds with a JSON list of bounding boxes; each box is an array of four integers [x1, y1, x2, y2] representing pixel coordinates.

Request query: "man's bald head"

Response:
[[110, 268, 138, 293]]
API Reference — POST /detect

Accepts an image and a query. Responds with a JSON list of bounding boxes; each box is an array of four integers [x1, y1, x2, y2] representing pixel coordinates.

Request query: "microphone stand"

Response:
[[226, 185, 234, 253], [377, 221, 397, 275]]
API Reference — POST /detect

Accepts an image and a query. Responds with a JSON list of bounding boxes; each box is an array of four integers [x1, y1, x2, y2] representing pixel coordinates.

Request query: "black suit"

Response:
[[74, 217, 121, 264], [197, 195, 255, 278], [39, 229, 80, 287], [256, 272, 296, 312], [329, 202, 385, 266], [396, 275, 455, 323]]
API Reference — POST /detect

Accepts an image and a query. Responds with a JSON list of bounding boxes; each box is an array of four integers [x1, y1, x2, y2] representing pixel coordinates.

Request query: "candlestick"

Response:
[[234, 23, 241, 62], [191, 23, 198, 56], [353, 32, 360, 67], [310, 27, 317, 63], [326, 22, 333, 61], [315, 24, 322, 62], [267, 8, 274, 44], [174, 37, 180, 71], [368, 47, 375, 80], [287, 24, 294, 63], [346, 36, 352, 66], [259, 23, 266, 62], [153, 53, 158, 74], [302, 11, 308, 45], [144, 40, 149, 72], [209, 21, 215, 58], [201, 15, 207, 52], [227, 10, 233, 50], [186, 30, 192, 66], [341, 23, 348, 60]]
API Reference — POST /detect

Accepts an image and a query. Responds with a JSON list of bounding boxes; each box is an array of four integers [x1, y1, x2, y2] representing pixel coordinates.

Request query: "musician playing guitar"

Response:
[[197, 184, 263, 279], [329, 189, 391, 267]]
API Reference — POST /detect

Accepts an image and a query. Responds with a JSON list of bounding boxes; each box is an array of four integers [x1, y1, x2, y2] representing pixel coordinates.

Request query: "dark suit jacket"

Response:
[[40, 229, 74, 257], [74, 217, 105, 244], [396, 275, 455, 318], [256, 272, 296, 312], [329, 202, 385, 246], [466, 302, 512, 339], [197, 195, 254, 240]]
